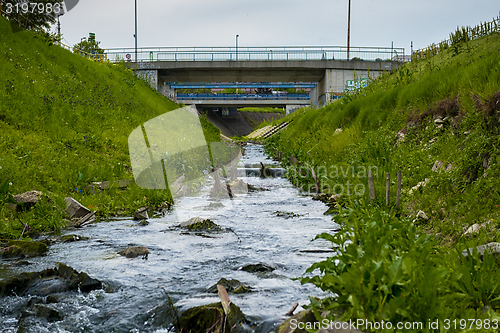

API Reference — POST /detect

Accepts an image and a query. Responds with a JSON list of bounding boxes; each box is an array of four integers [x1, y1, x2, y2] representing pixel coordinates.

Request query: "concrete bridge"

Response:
[[105, 46, 403, 107]]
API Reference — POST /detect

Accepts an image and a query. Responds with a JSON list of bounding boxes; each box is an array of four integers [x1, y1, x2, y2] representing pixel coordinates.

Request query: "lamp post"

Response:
[[347, 0, 351, 61], [134, 0, 138, 65], [236, 34, 239, 61]]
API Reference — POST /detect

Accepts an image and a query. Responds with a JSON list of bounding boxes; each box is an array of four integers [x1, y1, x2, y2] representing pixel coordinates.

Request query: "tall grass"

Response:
[[265, 31, 500, 246], [0, 17, 220, 238]]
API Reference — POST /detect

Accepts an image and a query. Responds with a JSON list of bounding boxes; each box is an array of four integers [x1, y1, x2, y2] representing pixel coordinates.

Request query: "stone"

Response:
[[178, 302, 248, 333], [431, 160, 444, 172], [240, 263, 275, 273], [134, 207, 149, 220], [207, 278, 251, 294], [0, 262, 104, 297], [13, 190, 42, 206], [416, 210, 429, 221], [461, 242, 500, 260], [119, 246, 149, 259], [180, 217, 221, 231], [464, 223, 481, 236], [408, 179, 429, 195], [35, 304, 64, 322], [0, 240, 47, 259], [59, 234, 89, 243], [65, 197, 91, 218]]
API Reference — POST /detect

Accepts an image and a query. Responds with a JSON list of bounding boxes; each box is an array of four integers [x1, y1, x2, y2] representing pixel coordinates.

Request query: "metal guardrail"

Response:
[[170, 82, 316, 89], [177, 93, 310, 101], [105, 46, 404, 63]]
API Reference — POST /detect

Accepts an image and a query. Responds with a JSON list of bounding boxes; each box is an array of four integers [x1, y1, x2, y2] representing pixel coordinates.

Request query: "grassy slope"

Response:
[[0, 17, 220, 238], [266, 32, 500, 248]]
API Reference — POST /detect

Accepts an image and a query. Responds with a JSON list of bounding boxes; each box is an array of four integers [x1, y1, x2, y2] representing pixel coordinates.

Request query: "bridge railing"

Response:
[[177, 93, 310, 101], [104, 46, 404, 63]]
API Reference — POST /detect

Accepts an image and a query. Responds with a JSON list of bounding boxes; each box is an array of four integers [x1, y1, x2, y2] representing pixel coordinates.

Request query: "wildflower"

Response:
[[496, 205, 499, 208], [9, 182, 12, 186]]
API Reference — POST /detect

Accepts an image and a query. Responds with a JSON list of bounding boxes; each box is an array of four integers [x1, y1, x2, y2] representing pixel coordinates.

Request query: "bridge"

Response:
[[105, 45, 403, 107]]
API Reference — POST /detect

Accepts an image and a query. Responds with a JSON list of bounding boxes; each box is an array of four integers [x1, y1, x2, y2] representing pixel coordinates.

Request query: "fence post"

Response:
[[386, 172, 390, 206], [396, 171, 401, 207], [368, 169, 375, 201]]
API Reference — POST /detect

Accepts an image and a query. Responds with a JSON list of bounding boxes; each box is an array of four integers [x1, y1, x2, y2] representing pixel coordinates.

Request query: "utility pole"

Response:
[[347, 0, 351, 60]]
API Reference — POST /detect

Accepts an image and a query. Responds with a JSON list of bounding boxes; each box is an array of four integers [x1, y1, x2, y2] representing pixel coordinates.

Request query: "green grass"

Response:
[[266, 32, 500, 247], [0, 17, 220, 239], [265, 19, 500, 330]]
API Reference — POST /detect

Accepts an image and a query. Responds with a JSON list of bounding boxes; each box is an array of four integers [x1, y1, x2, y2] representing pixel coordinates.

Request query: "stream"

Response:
[[0, 144, 339, 333]]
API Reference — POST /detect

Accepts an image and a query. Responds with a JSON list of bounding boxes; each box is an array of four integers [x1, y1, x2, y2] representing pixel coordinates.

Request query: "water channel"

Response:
[[0, 144, 339, 333]]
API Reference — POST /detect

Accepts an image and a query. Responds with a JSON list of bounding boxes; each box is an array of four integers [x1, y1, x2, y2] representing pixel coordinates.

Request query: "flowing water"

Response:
[[0, 144, 339, 333]]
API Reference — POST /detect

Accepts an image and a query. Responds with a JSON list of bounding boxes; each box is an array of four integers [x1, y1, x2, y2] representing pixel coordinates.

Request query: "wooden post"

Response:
[[396, 171, 401, 207], [310, 167, 320, 194], [368, 169, 375, 200], [386, 172, 390, 206]]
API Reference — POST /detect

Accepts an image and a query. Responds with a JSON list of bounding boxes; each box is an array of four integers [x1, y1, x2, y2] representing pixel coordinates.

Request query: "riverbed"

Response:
[[0, 144, 339, 333]]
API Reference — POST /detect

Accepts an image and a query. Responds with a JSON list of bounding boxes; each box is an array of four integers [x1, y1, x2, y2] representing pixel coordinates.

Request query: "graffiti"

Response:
[[345, 78, 370, 92]]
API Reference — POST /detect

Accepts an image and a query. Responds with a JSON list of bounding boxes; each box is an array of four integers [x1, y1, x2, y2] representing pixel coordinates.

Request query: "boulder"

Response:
[[64, 197, 91, 218], [178, 302, 248, 333], [240, 263, 275, 273], [134, 207, 149, 220], [12, 191, 42, 207], [118, 246, 149, 259], [464, 223, 481, 236], [180, 217, 221, 232], [0, 240, 47, 259], [0, 262, 104, 297], [462, 242, 500, 260]]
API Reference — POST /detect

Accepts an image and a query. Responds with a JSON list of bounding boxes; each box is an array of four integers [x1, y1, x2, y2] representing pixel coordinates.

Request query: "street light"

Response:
[[134, 0, 138, 65], [347, 0, 351, 60], [236, 35, 239, 61]]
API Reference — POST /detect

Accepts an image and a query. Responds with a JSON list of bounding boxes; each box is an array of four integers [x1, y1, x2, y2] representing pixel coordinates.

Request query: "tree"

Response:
[[73, 39, 105, 55], [3, 0, 64, 30]]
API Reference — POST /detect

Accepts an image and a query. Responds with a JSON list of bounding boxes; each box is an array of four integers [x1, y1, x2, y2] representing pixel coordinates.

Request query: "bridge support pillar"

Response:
[[136, 69, 168, 96], [316, 68, 379, 107]]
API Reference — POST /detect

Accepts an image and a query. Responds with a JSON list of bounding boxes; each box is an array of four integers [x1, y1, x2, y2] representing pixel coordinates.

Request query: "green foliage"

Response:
[[0, 16, 221, 238], [299, 203, 500, 331], [73, 39, 105, 55]]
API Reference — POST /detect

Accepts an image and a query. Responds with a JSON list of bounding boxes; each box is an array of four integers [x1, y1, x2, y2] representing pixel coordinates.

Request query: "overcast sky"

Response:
[[53, 0, 499, 54]]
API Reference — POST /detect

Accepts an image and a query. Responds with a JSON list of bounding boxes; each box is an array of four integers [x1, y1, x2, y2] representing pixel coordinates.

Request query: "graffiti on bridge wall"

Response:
[[345, 78, 370, 92]]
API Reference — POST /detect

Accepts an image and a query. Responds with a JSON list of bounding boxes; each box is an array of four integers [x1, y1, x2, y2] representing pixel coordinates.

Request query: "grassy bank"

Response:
[[266, 17, 500, 329], [266, 29, 500, 247], [0, 17, 220, 239]]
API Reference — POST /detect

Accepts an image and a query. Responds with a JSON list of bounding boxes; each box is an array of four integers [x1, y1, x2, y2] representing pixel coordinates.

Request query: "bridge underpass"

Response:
[[106, 46, 403, 107]]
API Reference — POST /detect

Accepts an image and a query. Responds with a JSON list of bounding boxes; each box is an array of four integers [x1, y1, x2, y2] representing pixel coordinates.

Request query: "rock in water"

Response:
[[207, 278, 251, 294], [0, 262, 104, 297], [240, 263, 275, 273], [0, 240, 47, 259], [119, 246, 149, 259], [134, 207, 149, 220], [179, 217, 222, 231], [178, 302, 248, 333]]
